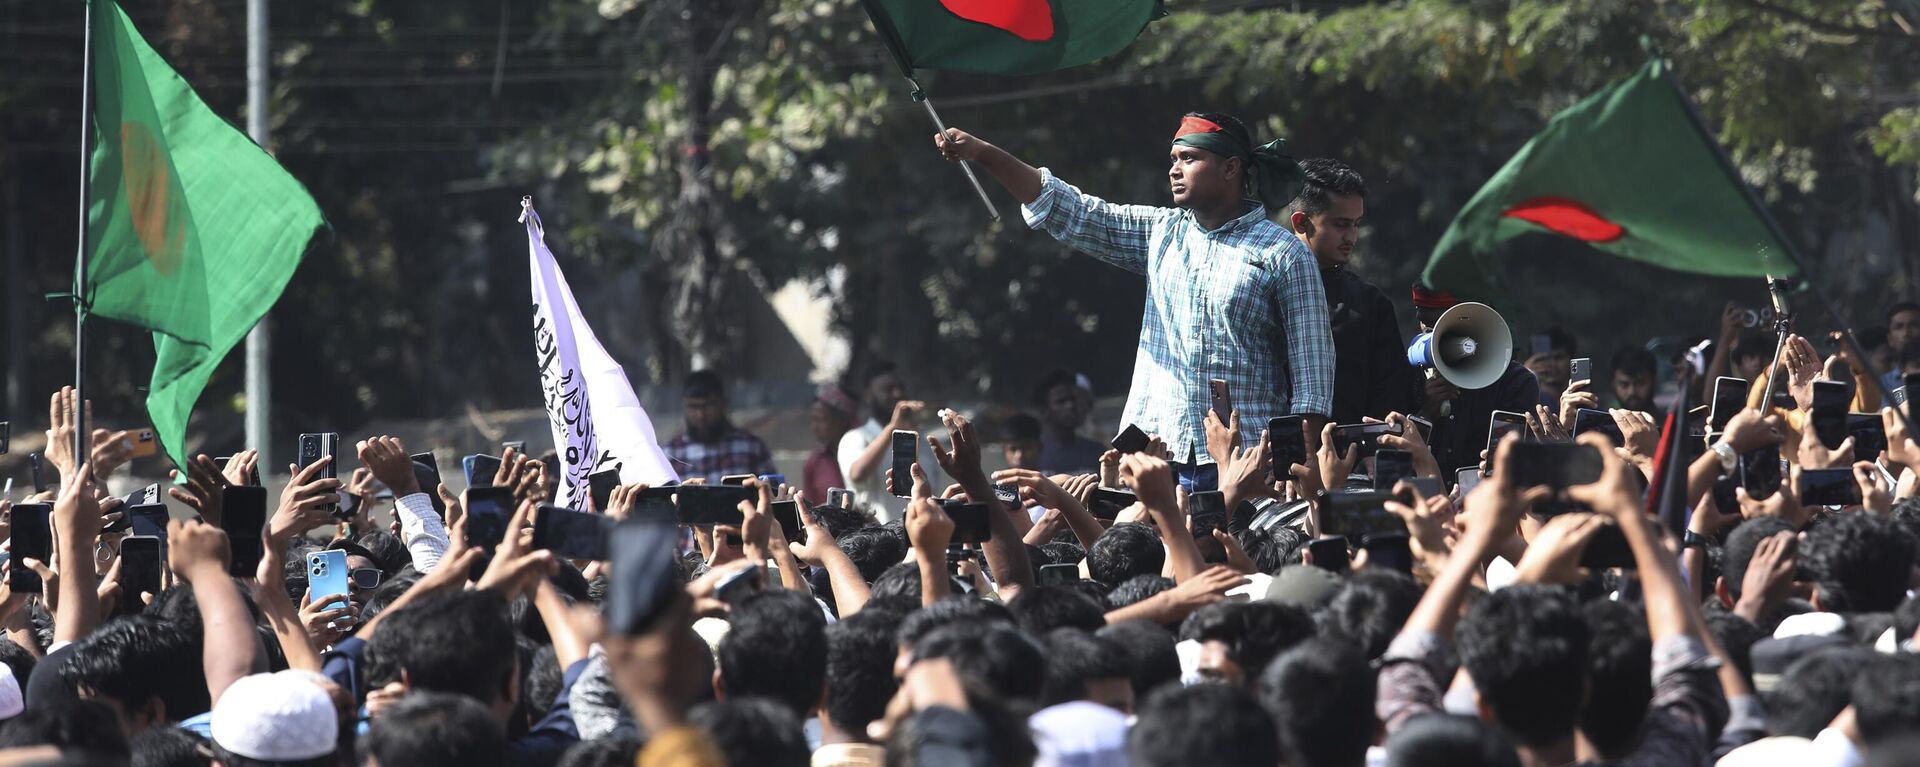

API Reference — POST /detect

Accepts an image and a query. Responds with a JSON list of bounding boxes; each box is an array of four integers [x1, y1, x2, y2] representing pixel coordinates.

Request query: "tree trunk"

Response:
[[661, 0, 740, 378]]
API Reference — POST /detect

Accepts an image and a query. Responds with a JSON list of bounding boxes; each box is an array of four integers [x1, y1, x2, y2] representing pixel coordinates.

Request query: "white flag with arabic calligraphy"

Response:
[[521, 198, 679, 508]]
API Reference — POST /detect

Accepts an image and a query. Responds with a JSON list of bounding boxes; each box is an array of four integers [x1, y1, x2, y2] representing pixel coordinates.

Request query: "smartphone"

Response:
[[1267, 415, 1308, 479], [123, 536, 165, 601], [672, 484, 756, 526], [212, 456, 263, 488], [463, 454, 504, 488], [1408, 415, 1434, 445], [129, 428, 159, 459], [1487, 411, 1529, 456], [1570, 357, 1592, 384], [1456, 466, 1485, 495], [1847, 413, 1887, 460], [411, 452, 439, 474], [1504, 443, 1604, 490], [946, 501, 994, 544], [1320, 491, 1407, 538], [1906, 373, 1920, 424], [715, 564, 763, 605], [298, 433, 341, 516], [1087, 487, 1136, 521], [1739, 444, 1782, 501], [1306, 537, 1351, 573], [1577, 523, 1636, 569], [1574, 408, 1624, 446], [127, 503, 169, 539], [1710, 474, 1739, 515], [1373, 449, 1415, 492], [8, 504, 51, 594], [463, 486, 515, 550], [759, 473, 786, 488], [1038, 563, 1078, 586], [533, 505, 615, 560], [1397, 477, 1444, 504], [1331, 422, 1402, 458], [222, 485, 268, 577], [502, 440, 528, 455], [629, 485, 679, 523], [769, 499, 802, 543], [0, 421, 9, 456], [1810, 380, 1852, 450], [1896, 386, 1911, 408], [888, 431, 918, 497], [993, 484, 1021, 506], [1798, 468, 1862, 506], [1110, 424, 1150, 454], [28, 454, 46, 494], [609, 521, 682, 635], [719, 475, 754, 486], [1361, 533, 1414, 574], [1709, 377, 1750, 433], [1208, 379, 1233, 425], [305, 550, 351, 613], [827, 487, 854, 509], [588, 468, 622, 513]]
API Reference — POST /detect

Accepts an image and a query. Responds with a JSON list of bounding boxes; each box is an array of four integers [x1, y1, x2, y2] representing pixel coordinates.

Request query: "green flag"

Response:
[[1424, 59, 1797, 295], [860, 0, 1163, 76], [84, 0, 322, 469]]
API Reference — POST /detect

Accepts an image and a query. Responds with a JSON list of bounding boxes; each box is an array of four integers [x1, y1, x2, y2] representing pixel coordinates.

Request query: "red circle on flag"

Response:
[[1502, 196, 1626, 243], [939, 0, 1054, 41], [122, 122, 185, 276]]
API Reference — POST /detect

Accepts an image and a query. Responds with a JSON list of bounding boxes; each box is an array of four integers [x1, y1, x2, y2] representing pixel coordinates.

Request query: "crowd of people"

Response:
[[4, 108, 1920, 767]]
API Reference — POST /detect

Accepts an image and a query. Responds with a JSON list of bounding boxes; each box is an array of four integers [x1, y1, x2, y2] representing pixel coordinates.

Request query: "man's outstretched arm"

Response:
[[935, 129, 1043, 203]]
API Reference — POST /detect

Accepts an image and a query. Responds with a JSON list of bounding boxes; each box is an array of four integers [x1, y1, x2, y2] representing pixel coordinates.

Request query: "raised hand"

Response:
[[1118, 453, 1179, 519], [1612, 409, 1659, 462], [933, 128, 988, 163], [274, 457, 342, 541], [888, 400, 928, 432], [88, 429, 136, 480], [221, 450, 260, 488], [1854, 461, 1893, 514], [1735, 470, 1809, 529], [905, 497, 955, 560], [1720, 409, 1785, 454], [1316, 421, 1359, 490], [45, 387, 85, 479], [928, 411, 987, 487], [1733, 531, 1797, 623], [168, 454, 231, 525], [1797, 428, 1855, 470], [1565, 433, 1644, 518], [474, 500, 556, 597], [357, 436, 423, 497], [1204, 409, 1240, 468], [1512, 512, 1607, 585], [166, 517, 232, 584], [1377, 412, 1442, 478], [1782, 334, 1821, 411], [1558, 380, 1599, 432]]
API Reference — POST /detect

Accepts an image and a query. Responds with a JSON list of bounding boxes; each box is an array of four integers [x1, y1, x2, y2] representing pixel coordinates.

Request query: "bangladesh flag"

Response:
[[860, 0, 1164, 76], [85, 0, 322, 469], [1423, 59, 1797, 295]]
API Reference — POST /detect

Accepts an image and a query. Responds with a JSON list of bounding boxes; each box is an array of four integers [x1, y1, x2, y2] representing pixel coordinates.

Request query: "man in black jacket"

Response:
[[1287, 159, 1418, 425]]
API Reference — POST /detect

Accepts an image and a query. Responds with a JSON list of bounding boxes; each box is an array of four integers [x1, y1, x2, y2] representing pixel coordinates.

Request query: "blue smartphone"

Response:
[[306, 550, 351, 613]]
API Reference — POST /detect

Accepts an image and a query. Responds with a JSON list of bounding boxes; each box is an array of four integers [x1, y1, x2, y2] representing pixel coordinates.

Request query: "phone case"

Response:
[[307, 550, 352, 612]]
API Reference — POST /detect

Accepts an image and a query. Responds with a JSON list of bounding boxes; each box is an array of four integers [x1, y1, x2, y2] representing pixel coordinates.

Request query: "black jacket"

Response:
[[1322, 266, 1420, 425]]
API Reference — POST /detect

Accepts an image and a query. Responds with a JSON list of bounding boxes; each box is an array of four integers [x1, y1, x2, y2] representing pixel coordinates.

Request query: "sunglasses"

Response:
[[348, 568, 384, 590]]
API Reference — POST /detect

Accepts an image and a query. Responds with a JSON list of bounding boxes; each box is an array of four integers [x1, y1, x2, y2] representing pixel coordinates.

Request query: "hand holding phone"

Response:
[[1569, 358, 1592, 385], [1809, 380, 1852, 450], [1267, 415, 1307, 479], [889, 431, 919, 497], [1110, 424, 1150, 455], [1208, 379, 1233, 426], [8, 504, 52, 594], [533, 505, 616, 560], [221, 485, 269, 577]]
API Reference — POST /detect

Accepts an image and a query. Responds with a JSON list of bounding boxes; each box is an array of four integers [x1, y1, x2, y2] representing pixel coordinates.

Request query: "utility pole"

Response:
[[245, 0, 272, 465]]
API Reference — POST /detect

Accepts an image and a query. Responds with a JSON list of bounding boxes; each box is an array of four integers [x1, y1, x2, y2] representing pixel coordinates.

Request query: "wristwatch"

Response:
[[1683, 529, 1712, 549], [1710, 441, 1739, 474]]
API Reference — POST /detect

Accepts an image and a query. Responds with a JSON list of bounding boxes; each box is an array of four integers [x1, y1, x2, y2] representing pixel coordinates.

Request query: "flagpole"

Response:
[[72, 0, 95, 466], [908, 79, 1000, 222], [244, 0, 272, 468]]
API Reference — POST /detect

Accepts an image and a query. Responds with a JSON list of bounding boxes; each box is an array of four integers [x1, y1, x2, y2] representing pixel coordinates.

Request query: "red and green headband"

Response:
[[1170, 115, 1306, 212]]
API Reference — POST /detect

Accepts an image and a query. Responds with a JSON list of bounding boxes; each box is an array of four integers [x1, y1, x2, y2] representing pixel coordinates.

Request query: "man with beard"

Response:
[[664, 370, 777, 484]]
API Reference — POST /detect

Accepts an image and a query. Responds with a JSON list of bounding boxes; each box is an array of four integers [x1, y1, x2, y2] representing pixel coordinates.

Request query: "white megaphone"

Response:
[[1406, 302, 1513, 390]]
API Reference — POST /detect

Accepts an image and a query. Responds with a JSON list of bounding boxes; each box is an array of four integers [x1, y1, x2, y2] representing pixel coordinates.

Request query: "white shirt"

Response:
[[393, 492, 449, 573], [835, 418, 941, 524]]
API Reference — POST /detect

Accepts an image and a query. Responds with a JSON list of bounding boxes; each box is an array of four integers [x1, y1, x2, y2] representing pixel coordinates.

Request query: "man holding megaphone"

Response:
[[1408, 285, 1545, 472]]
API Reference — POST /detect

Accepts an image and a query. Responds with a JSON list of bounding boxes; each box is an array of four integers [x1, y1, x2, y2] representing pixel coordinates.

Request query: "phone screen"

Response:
[[1267, 415, 1307, 478], [1810, 381, 1851, 450], [123, 537, 165, 600], [1573, 408, 1624, 447], [503, 441, 528, 455], [1577, 524, 1636, 569], [1331, 422, 1400, 458], [1087, 488, 1136, 521], [221, 485, 269, 577], [589, 469, 622, 513], [1373, 449, 1415, 492], [1487, 411, 1528, 455], [1504, 443, 1604, 490], [1110, 424, 1150, 454], [1320, 491, 1408, 538], [1798, 468, 1862, 506], [534, 505, 614, 560], [1038, 563, 1078, 586], [1710, 377, 1750, 432], [127, 503, 169, 539], [947, 501, 993, 544], [770, 500, 802, 543], [464, 454, 504, 488], [411, 452, 439, 474], [1455, 467, 1484, 495], [609, 521, 683, 635], [1906, 373, 1920, 424], [1847, 414, 1887, 461], [889, 431, 919, 497], [1306, 537, 1350, 573], [464, 486, 515, 550], [1739, 445, 1782, 500], [8, 504, 51, 594], [673, 485, 755, 526]]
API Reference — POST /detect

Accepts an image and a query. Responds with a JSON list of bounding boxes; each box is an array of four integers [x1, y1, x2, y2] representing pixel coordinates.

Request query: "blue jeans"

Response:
[[1173, 461, 1219, 493]]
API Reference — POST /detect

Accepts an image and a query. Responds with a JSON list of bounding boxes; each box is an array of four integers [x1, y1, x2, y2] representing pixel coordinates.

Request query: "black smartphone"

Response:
[[221, 485, 268, 577], [947, 501, 993, 544], [1504, 443, 1604, 490], [715, 564, 764, 605], [608, 521, 681, 636], [1906, 373, 1920, 424], [1396, 477, 1444, 504], [127, 503, 169, 539], [1408, 415, 1434, 445], [411, 452, 439, 474], [1087, 487, 1136, 521], [1847, 413, 1887, 461], [719, 475, 754, 486], [1739, 444, 1783, 501], [1306, 537, 1350, 573], [1709, 377, 1750, 433], [1208, 379, 1233, 425], [464, 454, 504, 488], [1320, 491, 1407, 538], [769, 499, 802, 543], [589, 468, 622, 513], [502, 440, 528, 455], [1331, 422, 1402, 458], [1361, 533, 1414, 574], [1037, 563, 1078, 586], [1798, 468, 1862, 507], [1577, 523, 1636, 569], [212, 455, 263, 487], [631, 486, 680, 523], [1373, 449, 1415, 492], [1574, 408, 1624, 446], [121, 536, 164, 600], [8, 503, 51, 594], [1267, 415, 1308, 479], [1570, 357, 1592, 384], [0, 421, 9, 456], [28, 454, 46, 494], [463, 485, 515, 550], [1810, 380, 1851, 450], [533, 505, 615, 560], [889, 430, 919, 497], [1110, 424, 1150, 454], [673, 484, 756, 526], [1488, 411, 1529, 455], [1711, 474, 1740, 514], [298, 433, 341, 516]]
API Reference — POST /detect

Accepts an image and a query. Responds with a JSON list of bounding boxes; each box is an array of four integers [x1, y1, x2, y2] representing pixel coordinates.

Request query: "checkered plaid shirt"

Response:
[[1022, 169, 1334, 464], [663, 425, 778, 484]]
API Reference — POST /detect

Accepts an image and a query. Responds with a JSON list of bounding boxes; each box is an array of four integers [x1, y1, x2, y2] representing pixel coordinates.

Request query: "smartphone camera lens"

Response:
[[311, 566, 323, 576]]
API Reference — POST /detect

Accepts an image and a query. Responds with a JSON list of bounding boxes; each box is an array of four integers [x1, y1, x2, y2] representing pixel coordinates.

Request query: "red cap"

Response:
[[1411, 284, 1458, 310]]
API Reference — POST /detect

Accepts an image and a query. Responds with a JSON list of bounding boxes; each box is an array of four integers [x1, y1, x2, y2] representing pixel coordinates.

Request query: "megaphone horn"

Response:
[[1405, 302, 1512, 391]]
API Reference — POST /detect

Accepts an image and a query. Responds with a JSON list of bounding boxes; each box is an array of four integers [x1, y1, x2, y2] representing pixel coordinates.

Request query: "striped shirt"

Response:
[[1022, 168, 1334, 465]]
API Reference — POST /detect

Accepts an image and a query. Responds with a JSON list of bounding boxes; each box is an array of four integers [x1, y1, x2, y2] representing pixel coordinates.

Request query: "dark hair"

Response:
[[912, 623, 1048, 707], [1542, 327, 1577, 357], [62, 615, 208, 724], [1008, 586, 1108, 635], [1288, 158, 1368, 218], [839, 528, 908, 584], [518, 639, 563, 733], [1854, 654, 1920, 746], [1259, 638, 1374, 767], [1721, 517, 1796, 601], [683, 370, 725, 399], [1106, 575, 1174, 609], [371, 590, 517, 706], [1802, 512, 1917, 613], [1321, 569, 1421, 660], [131, 725, 210, 767], [1609, 347, 1656, 380], [870, 561, 963, 606], [355, 531, 412, 576], [689, 699, 810, 767], [362, 692, 505, 767], [824, 608, 903, 737], [1579, 600, 1652, 758], [555, 735, 643, 767], [1038, 541, 1086, 566], [1040, 629, 1132, 708], [1704, 611, 1764, 690], [361, 571, 422, 628], [0, 638, 37, 691], [1767, 646, 1878, 738], [209, 746, 333, 767], [810, 505, 869, 543], [1188, 602, 1317, 682], [1887, 301, 1920, 325], [1096, 620, 1182, 701], [1088, 524, 1165, 587], [1032, 369, 1080, 408], [717, 589, 828, 718], [886, 684, 1037, 767], [0, 699, 131, 759], [1236, 526, 1306, 575], [1383, 714, 1521, 767], [1129, 683, 1277, 767], [1003, 413, 1042, 444], [1455, 584, 1588, 748], [895, 598, 1015, 654]]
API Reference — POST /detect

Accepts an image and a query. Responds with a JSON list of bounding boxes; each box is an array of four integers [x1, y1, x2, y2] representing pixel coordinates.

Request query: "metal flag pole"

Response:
[[72, 0, 96, 465], [244, 0, 273, 466], [1756, 275, 1792, 412], [908, 78, 999, 222]]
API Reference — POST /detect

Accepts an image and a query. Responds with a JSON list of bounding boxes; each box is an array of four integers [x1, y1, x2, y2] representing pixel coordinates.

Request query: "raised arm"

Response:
[[51, 463, 103, 645], [936, 129, 1164, 274], [789, 505, 871, 617], [930, 412, 1034, 600], [845, 400, 925, 485], [169, 518, 254, 704]]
